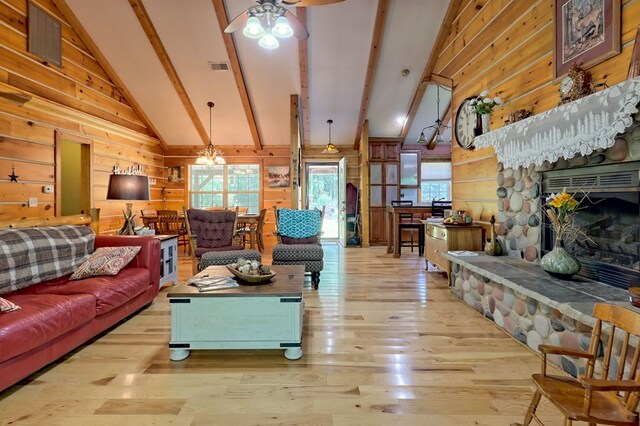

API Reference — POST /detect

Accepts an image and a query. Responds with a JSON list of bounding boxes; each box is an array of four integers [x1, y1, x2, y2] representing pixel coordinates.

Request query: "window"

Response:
[[189, 164, 260, 213], [421, 162, 451, 201]]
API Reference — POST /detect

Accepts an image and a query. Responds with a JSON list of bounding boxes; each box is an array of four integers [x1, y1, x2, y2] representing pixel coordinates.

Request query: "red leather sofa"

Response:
[[0, 235, 160, 392]]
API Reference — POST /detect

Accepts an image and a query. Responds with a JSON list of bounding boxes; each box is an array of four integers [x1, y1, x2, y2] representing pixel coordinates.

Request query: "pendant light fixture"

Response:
[[417, 84, 450, 150], [196, 101, 225, 165], [322, 119, 339, 154]]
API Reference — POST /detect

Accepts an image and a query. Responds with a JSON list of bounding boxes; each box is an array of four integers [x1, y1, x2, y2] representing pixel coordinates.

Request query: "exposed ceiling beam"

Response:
[[399, 0, 463, 143], [212, 0, 262, 150], [297, 7, 310, 148], [52, 0, 168, 151], [353, 0, 388, 151], [128, 0, 209, 146]]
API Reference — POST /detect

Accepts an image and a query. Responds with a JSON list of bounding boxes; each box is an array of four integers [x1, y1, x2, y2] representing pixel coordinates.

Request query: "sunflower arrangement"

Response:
[[544, 189, 583, 243]]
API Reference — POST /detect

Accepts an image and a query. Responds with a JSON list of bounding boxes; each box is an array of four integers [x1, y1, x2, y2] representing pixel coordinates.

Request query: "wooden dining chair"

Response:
[[237, 208, 267, 252], [157, 210, 189, 253], [140, 209, 158, 230], [512, 303, 640, 426]]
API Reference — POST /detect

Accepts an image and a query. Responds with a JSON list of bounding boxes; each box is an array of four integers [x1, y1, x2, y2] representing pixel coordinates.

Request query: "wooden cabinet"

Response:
[[424, 223, 483, 273], [369, 208, 387, 245]]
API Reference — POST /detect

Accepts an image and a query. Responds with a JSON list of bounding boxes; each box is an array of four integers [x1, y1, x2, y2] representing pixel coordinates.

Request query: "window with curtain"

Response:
[[189, 164, 260, 213], [421, 162, 451, 201]]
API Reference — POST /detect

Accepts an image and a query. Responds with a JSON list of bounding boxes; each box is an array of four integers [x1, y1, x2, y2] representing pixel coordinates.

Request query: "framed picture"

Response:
[[554, 0, 620, 79], [268, 166, 290, 188], [167, 166, 181, 182]]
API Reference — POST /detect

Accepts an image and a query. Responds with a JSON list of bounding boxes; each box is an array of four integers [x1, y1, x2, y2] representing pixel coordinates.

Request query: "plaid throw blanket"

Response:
[[0, 226, 95, 295]]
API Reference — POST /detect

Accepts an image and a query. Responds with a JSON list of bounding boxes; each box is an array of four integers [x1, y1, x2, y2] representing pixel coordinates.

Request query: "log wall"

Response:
[[437, 0, 640, 225], [0, 0, 164, 232], [164, 146, 292, 250]]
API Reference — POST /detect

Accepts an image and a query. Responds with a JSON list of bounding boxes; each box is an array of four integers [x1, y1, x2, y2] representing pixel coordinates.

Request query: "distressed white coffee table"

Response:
[[168, 265, 304, 361]]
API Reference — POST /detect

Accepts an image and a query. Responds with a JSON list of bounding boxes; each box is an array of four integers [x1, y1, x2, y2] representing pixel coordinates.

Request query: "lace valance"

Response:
[[474, 77, 640, 169]]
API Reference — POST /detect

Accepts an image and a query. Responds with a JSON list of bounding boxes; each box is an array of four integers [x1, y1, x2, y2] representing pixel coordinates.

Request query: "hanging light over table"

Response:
[[196, 101, 225, 165], [322, 119, 339, 154], [417, 84, 450, 150]]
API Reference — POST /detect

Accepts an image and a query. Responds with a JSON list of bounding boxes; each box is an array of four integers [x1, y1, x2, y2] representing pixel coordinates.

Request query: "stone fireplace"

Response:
[[495, 115, 640, 290]]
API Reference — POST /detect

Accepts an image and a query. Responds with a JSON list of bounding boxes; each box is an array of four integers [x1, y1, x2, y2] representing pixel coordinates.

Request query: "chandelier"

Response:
[[196, 101, 225, 165], [417, 84, 450, 150], [322, 119, 339, 154]]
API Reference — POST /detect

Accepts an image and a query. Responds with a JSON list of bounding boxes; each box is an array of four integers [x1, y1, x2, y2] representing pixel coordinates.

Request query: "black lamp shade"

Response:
[[106, 175, 150, 201]]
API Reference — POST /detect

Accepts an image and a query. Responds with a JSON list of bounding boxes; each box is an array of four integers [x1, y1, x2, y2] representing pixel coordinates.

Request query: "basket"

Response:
[[226, 265, 276, 284]]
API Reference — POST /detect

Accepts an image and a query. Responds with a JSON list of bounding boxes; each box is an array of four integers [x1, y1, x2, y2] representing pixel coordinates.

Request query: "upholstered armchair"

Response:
[[272, 207, 324, 289], [184, 208, 244, 274]]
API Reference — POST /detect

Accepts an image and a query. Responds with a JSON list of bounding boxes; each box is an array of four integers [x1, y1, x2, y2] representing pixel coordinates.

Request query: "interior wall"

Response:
[[0, 0, 164, 232], [435, 0, 639, 225], [164, 146, 291, 250]]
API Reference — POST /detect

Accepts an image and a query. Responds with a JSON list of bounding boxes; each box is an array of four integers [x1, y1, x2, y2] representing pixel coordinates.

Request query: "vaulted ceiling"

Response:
[[64, 0, 451, 149]]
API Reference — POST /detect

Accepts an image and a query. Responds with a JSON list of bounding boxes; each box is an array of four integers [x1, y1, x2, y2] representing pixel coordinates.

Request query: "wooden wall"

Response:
[[0, 0, 164, 232], [437, 0, 640, 224], [164, 146, 291, 250]]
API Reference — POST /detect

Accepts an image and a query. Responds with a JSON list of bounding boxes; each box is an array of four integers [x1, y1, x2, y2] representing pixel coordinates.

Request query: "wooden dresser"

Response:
[[423, 222, 483, 273]]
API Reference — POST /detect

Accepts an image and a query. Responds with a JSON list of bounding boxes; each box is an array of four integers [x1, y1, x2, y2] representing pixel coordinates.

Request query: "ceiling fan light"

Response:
[[258, 32, 279, 49], [272, 16, 294, 38], [435, 133, 445, 144], [214, 156, 226, 165], [243, 16, 265, 39], [417, 132, 427, 144]]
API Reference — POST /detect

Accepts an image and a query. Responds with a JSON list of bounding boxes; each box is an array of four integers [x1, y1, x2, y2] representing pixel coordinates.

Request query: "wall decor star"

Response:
[[8, 165, 18, 182]]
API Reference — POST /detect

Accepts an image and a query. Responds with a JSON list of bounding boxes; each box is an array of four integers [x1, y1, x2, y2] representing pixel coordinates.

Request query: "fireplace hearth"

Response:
[[542, 163, 640, 289]]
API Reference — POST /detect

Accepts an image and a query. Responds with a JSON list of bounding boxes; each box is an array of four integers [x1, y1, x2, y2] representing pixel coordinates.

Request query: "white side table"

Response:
[[155, 235, 178, 287]]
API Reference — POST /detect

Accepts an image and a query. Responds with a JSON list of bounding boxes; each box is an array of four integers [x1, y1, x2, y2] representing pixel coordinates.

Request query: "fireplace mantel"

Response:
[[475, 77, 640, 169]]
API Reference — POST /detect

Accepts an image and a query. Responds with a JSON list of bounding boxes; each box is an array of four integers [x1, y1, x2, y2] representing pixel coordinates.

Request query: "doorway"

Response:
[[305, 163, 340, 239], [56, 134, 91, 216]]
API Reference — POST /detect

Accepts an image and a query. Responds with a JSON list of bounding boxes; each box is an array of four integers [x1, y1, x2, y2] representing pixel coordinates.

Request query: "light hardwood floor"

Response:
[[0, 245, 563, 425]]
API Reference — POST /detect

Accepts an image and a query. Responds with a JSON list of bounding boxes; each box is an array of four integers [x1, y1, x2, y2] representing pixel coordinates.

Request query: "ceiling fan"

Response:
[[225, 0, 344, 49]]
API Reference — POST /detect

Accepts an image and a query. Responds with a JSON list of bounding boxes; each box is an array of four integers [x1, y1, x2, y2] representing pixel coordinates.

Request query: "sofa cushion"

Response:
[[0, 297, 20, 313], [0, 293, 96, 363], [0, 225, 95, 295], [22, 268, 151, 316], [70, 246, 141, 280]]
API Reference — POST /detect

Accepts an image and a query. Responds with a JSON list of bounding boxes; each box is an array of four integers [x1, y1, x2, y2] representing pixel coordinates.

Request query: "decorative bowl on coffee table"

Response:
[[226, 265, 276, 284]]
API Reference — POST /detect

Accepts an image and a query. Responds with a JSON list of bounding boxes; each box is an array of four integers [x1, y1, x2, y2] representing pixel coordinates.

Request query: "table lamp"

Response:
[[106, 174, 150, 235]]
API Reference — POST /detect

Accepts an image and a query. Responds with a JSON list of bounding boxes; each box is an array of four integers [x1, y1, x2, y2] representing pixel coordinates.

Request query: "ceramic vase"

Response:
[[481, 113, 491, 133], [540, 237, 581, 280], [474, 114, 483, 136]]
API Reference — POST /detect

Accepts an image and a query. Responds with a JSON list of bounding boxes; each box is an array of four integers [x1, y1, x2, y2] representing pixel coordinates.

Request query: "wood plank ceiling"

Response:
[[63, 0, 451, 149]]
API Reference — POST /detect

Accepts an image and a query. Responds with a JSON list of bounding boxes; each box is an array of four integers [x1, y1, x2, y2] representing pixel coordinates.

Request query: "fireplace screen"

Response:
[[542, 164, 640, 289]]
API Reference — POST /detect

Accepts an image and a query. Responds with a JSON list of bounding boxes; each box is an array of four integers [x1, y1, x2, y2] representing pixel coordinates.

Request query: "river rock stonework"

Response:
[[451, 265, 624, 378], [494, 119, 640, 262]]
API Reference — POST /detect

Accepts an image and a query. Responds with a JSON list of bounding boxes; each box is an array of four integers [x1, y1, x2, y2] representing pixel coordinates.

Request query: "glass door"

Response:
[[306, 163, 339, 239]]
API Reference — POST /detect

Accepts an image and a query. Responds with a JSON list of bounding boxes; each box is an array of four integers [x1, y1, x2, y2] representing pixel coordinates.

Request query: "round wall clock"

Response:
[[455, 97, 476, 150]]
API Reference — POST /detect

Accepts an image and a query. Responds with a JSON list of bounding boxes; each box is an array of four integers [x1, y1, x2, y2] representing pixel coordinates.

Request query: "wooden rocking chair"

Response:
[[512, 303, 640, 426]]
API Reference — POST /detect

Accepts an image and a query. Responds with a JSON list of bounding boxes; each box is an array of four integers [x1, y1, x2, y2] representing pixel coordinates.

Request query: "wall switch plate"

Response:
[[42, 185, 53, 193], [28, 197, 37, 207]]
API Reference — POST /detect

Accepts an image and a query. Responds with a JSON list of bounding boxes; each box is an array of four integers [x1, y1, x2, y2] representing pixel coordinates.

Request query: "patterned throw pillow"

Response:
[[0, 297, 20, 313], [70, 246, 141, 280]]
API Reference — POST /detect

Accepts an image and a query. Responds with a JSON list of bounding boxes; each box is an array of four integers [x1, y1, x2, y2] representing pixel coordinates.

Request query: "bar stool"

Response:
[[391, 200, 424, 256]]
